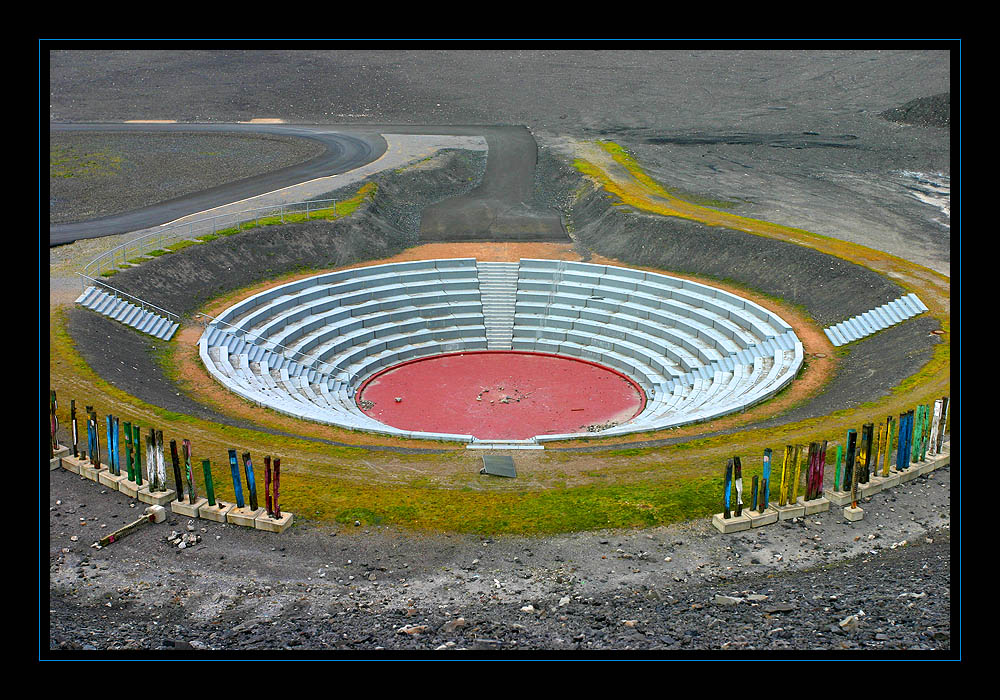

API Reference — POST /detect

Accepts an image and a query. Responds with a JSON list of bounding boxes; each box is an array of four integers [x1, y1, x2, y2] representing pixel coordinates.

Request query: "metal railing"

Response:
[[81, 197, 339, 284]]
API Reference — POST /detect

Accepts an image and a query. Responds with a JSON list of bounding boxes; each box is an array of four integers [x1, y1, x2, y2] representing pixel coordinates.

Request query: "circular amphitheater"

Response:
[[199, 258, 803, 445]]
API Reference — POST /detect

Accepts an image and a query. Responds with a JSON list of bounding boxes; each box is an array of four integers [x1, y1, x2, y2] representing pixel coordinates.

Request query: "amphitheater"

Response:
[[188, 257, 804, 445]]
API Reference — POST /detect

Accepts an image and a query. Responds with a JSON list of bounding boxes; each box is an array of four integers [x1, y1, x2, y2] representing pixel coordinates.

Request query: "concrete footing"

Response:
[[798, 496, 830, 514], [712, 512, 751, 533], [227, 506, 264, 527], [859, 476, 883, 496], [255, 511, 294, 533], [137, 487, 176, 506], [118, 479, 141, 498], [825, 490, 855, 507], [844, 505, 865, 522], [80, 463, 107, 482], [745, 508, 778, 528], [198, 502, 233, 523], [98, 471, 127, 490], [171, 497, 208, 518], [772, 501, 805, 520], [50, 445, 70, 470], [60, 455, 85, 474]]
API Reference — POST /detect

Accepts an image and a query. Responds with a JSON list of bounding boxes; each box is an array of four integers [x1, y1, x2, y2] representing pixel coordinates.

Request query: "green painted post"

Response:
[[132, 424, 143, 486], [202, 459, 216, 506], [835, 444, 843, 491]]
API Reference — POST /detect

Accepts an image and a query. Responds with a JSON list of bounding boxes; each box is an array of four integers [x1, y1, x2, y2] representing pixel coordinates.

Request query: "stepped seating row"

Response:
[[823, 293, 929, 346], [513, 260, 803, 441], [75, 286, 179, 341], [199, 259, 486, 441]]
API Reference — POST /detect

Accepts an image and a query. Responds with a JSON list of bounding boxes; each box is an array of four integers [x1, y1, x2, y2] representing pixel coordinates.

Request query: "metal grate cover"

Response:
[[480, 455, 517, 478]]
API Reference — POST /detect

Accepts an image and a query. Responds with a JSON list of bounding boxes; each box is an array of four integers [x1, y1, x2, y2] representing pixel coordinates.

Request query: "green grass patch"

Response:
[[50, 145, 123, 178]]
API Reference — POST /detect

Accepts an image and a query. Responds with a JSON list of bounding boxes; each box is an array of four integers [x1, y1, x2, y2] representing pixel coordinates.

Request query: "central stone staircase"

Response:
[[476, 261, 519, 350]]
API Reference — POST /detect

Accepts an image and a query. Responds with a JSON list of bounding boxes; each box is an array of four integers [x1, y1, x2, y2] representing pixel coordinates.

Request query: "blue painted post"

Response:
[[723, 458, 733, 518], [242, 451, 259, 511], [734, 457, 744, 517], [760, 449, 772, 510], [228, 449, 245, 509]]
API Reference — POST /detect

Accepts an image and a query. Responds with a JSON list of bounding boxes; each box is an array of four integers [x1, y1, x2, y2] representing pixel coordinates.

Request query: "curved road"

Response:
[[49, 124, 388, 247], [49, 123, 567, 247]]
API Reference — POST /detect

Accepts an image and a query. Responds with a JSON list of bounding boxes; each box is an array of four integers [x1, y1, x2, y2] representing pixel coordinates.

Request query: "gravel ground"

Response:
[[47, 457, 952, 654]]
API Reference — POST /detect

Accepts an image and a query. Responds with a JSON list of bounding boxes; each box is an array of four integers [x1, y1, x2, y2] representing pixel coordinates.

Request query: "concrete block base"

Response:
[[198, 502, 233, 523], [255, 511, 294, 533], [137, 487, 176, 506], [772, 501, 806, 520], [880, 472, 901, 489], [98, 471, 127, 490], [118, 479, 141, 498], [798, 496, 830, 514], [80, 463, 107, 482], [52, 444, 71, 458], [227, 506, 264, 527], [712, 512, 751, 533], [897, 467, 920, 483], [60, 455, 85, 474], [50, 456, 63, 471], [825, 489, 855, 506], [859, 477, 883, 496], [844, 505, 865, 522], [171, 497, 208, 518], [746, 508, 778, 528]]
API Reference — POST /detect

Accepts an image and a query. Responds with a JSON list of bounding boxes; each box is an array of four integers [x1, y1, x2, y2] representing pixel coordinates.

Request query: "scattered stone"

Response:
[[715, 595, 742, 606]]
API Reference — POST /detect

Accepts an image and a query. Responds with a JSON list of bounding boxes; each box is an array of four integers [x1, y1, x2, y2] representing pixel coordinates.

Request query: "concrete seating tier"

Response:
[[515, 260, 803, 442], [199, 258, 803, 444]]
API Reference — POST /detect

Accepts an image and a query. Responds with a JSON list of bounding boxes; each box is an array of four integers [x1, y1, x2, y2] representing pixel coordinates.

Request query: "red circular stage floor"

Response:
[[356, 351, 646, 440]]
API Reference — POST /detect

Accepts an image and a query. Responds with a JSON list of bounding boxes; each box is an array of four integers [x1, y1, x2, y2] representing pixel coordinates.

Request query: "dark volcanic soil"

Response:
[[47, 458, 953, 654]]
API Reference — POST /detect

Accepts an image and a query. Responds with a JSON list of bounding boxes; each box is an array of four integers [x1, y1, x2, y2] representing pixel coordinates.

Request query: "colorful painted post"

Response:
[[935, 397, 950, 452], [202, 459, 216, 506], [183, 440, 196, 501], [860, 423, 874, 485], [70, 400, 78, 458], [90, 411, 101, 468], [228, 449, 245, 509], [779, 445, 793, 506], [928, 400, 943, 456], [144, 431, 155, 489], [242, 451, 259, 511], [875, 422, 886, 476], [844, 429, 857, 494], [133, 424, 143, 486], [920, 405, 931, 462], [834, 444, 843, 491], [804, 443, 817, 501], [273, 458, 281, 519], [154, 429, 167, 492], [723, 458, 733, 518], [734, 457, 744, 517], [760, 449, 772, 510], [789, 444, 803, 503], [105, 416, 114, 474], [264, 456, 273, 517], [123, 421, 133, 481], [750, 474, 759, 514], [884, 416, 895, 475], [816, 440, 826, 498], [170, 440, 184, 501], [112, 416, 121, 475], [50, 390, 59, 455], [895, 412, 908, 471]]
